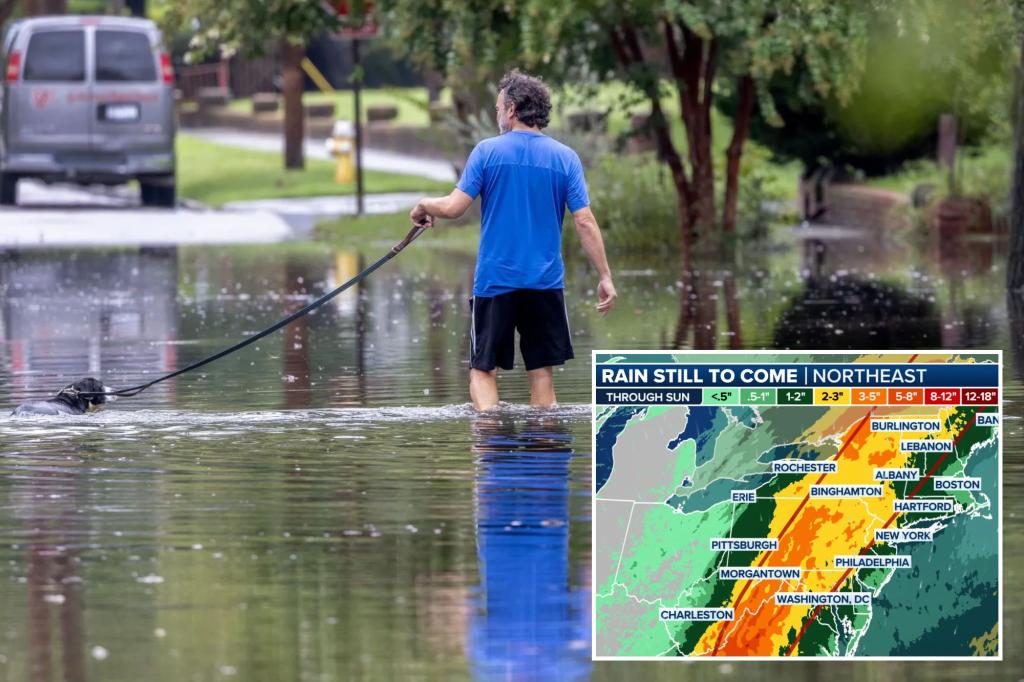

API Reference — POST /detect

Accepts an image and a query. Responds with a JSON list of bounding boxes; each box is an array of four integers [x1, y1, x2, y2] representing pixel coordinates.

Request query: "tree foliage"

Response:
[[727, 0, 1019, 173], [159, 0, 346, 61], [385, 0, 870, 119], [158, 0, 372, 170], [385, 0, 876, 244]]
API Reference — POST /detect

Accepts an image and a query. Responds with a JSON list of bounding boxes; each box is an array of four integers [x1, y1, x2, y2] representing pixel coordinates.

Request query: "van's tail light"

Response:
[[159, 51, 174, 84], [6, 51, 20, 82]]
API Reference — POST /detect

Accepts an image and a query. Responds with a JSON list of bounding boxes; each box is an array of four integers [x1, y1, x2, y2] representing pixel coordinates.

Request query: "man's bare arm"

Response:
[[410, 189, 474, 227], [572, 206, 617, 315]]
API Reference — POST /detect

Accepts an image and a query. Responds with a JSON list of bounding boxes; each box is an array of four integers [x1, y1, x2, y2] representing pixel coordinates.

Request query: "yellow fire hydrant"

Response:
[[325, 120, 355, 184]]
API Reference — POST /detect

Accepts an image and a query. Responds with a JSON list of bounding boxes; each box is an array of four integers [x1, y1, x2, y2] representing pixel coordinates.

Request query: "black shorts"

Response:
[[469, 289, 575, 371]]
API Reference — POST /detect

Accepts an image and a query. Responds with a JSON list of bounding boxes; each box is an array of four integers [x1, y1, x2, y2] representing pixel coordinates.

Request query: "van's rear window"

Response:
[[24, 30, 85, 82], [96, 30, 156, 82]]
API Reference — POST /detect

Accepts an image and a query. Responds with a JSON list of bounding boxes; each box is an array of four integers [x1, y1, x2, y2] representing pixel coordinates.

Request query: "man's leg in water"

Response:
[[470, 368, 499, 411], [528, 367, 556, 407]]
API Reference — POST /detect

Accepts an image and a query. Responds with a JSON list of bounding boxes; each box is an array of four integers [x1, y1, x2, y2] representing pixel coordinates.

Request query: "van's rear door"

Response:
[[12, 28, 90, 150], [90, 28, 171, 153]]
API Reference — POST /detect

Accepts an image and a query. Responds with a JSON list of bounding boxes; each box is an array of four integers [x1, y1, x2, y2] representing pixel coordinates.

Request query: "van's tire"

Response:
[[0, 173, 18, 206], [139, 176, 176, 208]]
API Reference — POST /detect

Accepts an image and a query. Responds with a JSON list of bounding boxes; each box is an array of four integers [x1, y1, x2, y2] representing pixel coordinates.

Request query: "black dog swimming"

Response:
[[11, 378, 116, 417]]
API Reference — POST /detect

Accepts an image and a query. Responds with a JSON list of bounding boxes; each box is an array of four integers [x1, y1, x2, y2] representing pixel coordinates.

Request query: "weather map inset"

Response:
[[592, 351, 1001, 660]]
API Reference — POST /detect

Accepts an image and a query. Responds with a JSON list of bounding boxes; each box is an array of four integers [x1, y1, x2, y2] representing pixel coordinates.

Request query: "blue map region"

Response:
[[756, 444, 802, 463], [667, 472, 775, 513], [666, 407, 727, 466], [596, 407, 645, 492], [728, 406, 760, 428]]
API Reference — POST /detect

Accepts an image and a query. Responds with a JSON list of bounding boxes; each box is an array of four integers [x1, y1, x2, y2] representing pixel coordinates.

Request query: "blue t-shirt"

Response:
[[456, 130, 590, 297]]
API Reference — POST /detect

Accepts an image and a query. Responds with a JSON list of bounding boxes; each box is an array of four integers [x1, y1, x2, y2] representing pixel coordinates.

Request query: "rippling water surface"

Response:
[[0, 226, 1021, 680]]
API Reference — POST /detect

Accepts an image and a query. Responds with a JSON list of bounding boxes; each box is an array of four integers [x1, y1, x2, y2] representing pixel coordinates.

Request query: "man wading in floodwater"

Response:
[[411, 70, 617, 410]]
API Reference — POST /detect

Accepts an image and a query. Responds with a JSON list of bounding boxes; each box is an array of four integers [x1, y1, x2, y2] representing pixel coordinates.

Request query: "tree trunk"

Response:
[[0, 0, 20, 24], [689, 152, 715, 241], [661, 21, 719, 243], [1007, 34, 1024, 291], [24, 0, 66, 14], [689, 38, 718, 241], [675, 191, 692, 255], [1009, 290, 1024, 380], [280, 40, 305, 170], [722, 75, 755, 234]]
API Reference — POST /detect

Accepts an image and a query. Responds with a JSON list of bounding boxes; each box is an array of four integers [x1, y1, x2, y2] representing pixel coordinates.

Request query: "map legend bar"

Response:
[[814, 388, 851, 405], [963, 388, 999, 404], [703, 388, 740, 405], [889, 388, 924, 404], [778, 388, 813, 405], [741, 388, 776, 405], [925, 388, 961, 405], [596, 388, 702, 405], [852, 388, 886, 405]]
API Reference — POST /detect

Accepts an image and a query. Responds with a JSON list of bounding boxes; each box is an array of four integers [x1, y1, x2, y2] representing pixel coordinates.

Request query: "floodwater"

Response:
[[0, 222, 1021, 681]]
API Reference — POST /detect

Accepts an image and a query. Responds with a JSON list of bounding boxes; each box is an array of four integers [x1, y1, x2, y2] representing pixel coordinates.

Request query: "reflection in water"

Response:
[[673, 268, 718, 350], [672, 260, 745, 351], [470, 413, 590, 681], [283, 256, 313, 409], [0, 219, 1021, 679], [934, 230, 1000, 349], [774, 238, 941, 349], [21, 444, 92, 682], [773, 275, 941, 349], [721, 270, 743, 350], [1, 249, 179, 401], [326, 250, 370, 405]]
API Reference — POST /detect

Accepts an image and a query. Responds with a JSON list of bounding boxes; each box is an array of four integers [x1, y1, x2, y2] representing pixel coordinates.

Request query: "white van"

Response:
[[0, 15, 176, 206]]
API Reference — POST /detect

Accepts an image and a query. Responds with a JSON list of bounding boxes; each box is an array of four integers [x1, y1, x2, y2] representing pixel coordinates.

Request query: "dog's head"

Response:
[[58, 377, 116, 412]]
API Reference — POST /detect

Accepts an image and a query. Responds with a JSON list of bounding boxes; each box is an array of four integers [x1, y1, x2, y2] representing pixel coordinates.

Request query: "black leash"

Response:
[[83, 224, 428, 399]]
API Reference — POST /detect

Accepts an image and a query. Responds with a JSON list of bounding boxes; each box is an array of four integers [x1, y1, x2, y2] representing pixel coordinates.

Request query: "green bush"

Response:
[[958, 146, 1011, 219], [866, 143, 1011, 221], [733, 144, 801, 240], [582, 153, 679, 254], [579, 148, 798, 253]]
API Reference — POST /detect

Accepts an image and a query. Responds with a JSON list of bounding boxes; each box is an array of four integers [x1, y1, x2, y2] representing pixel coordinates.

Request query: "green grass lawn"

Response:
[[228, 87, 441, 127], [222, 80, 1024, 211], [317, 209, 480, 247], [177, 133, 453, 207], [224, 81, 802, 202], [311, 208, 479, 272]]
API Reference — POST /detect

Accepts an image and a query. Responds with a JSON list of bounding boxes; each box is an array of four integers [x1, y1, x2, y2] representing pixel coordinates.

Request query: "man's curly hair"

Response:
[[498, 70, 551, 129]]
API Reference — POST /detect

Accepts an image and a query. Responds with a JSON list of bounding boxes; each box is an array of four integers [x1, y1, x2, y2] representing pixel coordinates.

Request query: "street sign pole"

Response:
[[332, 1, 375, 216], [352, 38, 364, 216]]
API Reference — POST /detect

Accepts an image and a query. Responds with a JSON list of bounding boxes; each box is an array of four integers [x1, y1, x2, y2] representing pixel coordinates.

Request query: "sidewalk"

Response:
[[222, 191, 425, 234], [0, 180, 295, 247], [183, 128, 458, 183], [0, 179, 425, 244]]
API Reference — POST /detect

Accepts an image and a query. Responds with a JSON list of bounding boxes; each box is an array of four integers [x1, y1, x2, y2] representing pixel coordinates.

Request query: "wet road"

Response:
[[0, 179, 296, 248], [0, 179, 424, 248], [0, 222, 1021, 680]]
